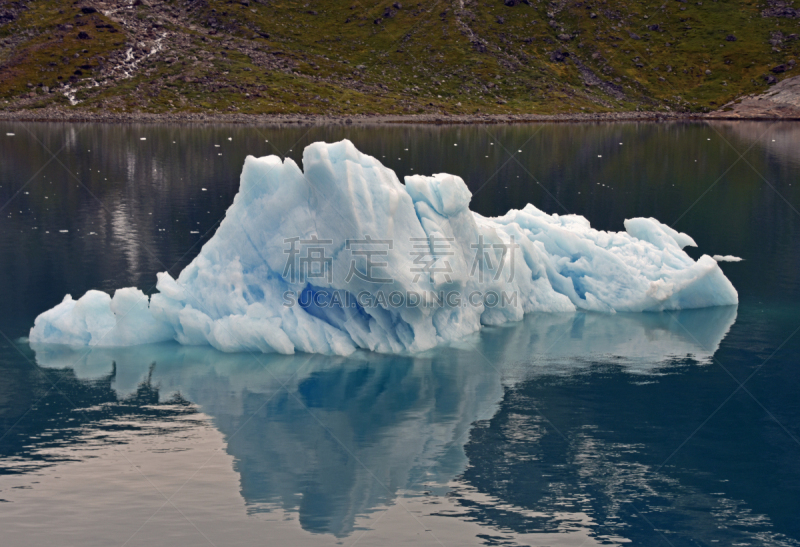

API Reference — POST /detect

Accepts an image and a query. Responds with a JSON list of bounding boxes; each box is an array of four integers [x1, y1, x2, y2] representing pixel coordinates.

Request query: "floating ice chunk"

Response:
[[713, 255, 743, 262], [30, 140, 739, 356]]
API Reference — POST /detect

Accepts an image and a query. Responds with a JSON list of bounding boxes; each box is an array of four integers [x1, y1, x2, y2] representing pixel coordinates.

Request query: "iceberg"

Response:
[[29, 140, 738, 356]]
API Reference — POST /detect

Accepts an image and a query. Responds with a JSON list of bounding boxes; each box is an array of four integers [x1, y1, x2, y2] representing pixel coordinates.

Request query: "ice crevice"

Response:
[[29, 140, 739, 356]]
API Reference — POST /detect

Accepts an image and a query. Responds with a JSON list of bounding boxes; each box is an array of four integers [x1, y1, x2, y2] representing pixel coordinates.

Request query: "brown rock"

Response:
[[710, 75, 800, 118]]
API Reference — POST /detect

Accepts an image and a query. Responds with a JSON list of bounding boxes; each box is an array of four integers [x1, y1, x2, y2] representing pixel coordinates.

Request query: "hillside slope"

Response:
[[1, 0, 798, 115]]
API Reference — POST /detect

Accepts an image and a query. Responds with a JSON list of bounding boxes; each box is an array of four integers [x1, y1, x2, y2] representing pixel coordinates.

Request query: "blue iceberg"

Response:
[[30, 140, 738, 355]]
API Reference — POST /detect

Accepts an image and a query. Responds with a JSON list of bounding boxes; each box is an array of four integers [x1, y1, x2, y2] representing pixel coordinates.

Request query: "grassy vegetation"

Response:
[[0, 0, 798, 114]]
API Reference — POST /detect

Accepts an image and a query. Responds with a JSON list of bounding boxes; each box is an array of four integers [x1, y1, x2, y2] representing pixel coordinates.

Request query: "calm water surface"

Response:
[[1, 121, 799, 546]]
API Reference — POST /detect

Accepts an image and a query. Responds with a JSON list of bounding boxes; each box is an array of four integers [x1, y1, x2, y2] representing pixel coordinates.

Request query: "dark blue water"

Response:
[[1, 121, 799, 546]]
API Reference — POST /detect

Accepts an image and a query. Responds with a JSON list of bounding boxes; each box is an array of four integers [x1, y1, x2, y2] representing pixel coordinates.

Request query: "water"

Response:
[[1, 121, 799, 546]]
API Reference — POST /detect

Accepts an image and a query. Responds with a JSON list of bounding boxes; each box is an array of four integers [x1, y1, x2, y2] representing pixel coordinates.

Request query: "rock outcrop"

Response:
[[710, 75, 800, 119]]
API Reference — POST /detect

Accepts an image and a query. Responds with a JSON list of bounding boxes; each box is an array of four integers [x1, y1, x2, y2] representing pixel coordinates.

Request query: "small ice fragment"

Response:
[[24, 192, 28, 194], [598, 155, 602, 158], [190, 231, 199, 234], [228, 137, 232, 141], [518, 150, 522, 153], [201, 188, 207, 191], [454, 144, 457, 146], [59, 230, 68, 233], [89, 232, 97, 235], [6, 133, 14, 136], [218, 153, 222, 156], [215, 145, 220, 147], [713, 255, 743, 262], [140, 137, 146, 140]]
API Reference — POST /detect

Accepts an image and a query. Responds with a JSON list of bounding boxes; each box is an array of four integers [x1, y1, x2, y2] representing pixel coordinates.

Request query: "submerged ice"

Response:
[[29, 140, 739, 356]]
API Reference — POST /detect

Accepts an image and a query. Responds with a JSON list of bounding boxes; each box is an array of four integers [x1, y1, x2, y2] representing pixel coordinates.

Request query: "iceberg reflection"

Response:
[[31, 307, 737, 537]]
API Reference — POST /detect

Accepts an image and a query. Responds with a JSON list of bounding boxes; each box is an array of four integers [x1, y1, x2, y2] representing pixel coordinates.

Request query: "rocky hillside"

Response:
[[0, 0, 798, 115]]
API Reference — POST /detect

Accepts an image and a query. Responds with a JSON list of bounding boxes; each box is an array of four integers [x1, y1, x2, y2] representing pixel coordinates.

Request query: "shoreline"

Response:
[[0, 108, 797, 125]]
